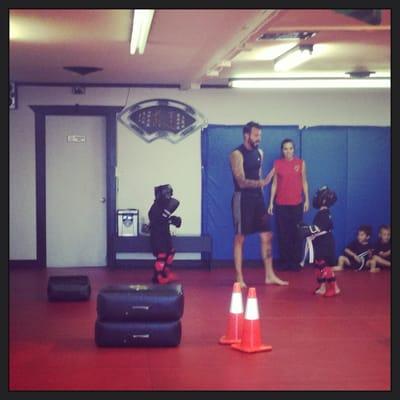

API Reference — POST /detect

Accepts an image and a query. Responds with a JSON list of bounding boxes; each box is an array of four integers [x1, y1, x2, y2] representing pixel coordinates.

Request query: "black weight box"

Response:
[[47, 275, 91, 301], [96, 283, 184, 322], [95, 319, 181, 347]]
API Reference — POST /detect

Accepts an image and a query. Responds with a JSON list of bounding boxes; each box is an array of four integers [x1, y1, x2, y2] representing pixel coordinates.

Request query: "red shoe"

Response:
[[323, 267, 340, 297], [325, 282, 340, 297], [164, 267, 178, 282], [324, 282, 335, 297], [152, 272, 170, 284], [324, 281, 340, 297]]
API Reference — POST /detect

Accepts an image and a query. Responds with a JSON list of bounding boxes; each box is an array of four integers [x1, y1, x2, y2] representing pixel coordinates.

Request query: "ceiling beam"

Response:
[[180, 9, 282, 89]]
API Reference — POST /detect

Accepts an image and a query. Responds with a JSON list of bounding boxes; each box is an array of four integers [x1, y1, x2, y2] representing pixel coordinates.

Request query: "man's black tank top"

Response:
[[232, 144, 262, 194]]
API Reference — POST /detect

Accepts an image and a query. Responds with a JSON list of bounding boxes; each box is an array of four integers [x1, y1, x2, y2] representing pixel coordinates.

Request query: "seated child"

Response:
[[366, 224, 391, 273], [298, 185, 340, 297], [148, 184, 182, 284], [332, 225, 373, 271]]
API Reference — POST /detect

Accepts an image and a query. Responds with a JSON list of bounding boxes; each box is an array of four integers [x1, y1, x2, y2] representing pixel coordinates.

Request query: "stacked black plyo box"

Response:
[[95, 283, 184, 347]]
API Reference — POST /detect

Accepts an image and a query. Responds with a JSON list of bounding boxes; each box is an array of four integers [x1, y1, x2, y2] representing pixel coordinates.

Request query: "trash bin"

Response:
[[117, 209, 139, 236]]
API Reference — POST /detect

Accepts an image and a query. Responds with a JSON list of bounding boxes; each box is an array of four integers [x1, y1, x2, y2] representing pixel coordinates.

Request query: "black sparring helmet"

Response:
[[154, 184, 173, 201], [312, 186, 337, 209]]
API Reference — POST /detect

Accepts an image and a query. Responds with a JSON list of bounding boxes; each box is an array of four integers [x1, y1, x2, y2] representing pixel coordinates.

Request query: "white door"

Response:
[[45, 116, 107, 267]]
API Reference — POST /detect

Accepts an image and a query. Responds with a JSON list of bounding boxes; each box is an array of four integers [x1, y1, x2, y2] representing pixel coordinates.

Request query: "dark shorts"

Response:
[[347, 256, 368, 270], [232, 191, 271, 235]]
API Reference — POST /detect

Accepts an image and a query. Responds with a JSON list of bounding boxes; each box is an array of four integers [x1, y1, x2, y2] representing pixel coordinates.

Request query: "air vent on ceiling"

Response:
[[335, 9, 381, 25], [257, 31, 316, 41]]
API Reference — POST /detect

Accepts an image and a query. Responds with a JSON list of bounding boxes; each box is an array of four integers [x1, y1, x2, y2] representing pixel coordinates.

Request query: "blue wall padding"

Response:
[[202, 124, 390, 262], [300, 126, 349, 256], [201, 125, 300, 260], [345, 127, 391, 243]]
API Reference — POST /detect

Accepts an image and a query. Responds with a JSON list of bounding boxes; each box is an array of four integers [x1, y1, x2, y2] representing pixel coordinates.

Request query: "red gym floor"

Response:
[[9, 265, 391, 391]]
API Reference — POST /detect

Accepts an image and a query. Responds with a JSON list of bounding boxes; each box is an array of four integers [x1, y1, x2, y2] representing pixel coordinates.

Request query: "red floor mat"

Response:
[[9, 265, 391, 390]]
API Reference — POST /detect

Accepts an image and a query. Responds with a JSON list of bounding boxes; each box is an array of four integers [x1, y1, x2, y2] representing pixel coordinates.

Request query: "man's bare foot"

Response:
[[332, 266, 343, 272], [265, 276, 289, 286], [236, 275, 247, 288]]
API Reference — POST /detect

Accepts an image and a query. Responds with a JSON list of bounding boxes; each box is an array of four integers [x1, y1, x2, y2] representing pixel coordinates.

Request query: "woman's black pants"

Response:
[[275, 203, 303, 270]]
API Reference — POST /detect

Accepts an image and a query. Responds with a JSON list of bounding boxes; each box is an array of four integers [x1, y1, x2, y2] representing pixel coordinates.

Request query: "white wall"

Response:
[[9, 85, 390, 260]]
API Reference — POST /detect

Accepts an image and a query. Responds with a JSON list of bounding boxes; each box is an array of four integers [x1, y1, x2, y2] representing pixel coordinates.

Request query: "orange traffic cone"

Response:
[[231, 287, 272, 353], [219, 282, 244, 344]]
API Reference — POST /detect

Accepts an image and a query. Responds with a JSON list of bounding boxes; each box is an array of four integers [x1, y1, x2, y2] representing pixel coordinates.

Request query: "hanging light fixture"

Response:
[[130, 10, 155, 55]]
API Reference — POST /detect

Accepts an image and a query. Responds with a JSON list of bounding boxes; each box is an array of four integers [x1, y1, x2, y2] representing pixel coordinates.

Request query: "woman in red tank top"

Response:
[[268, 139, 310, 271]]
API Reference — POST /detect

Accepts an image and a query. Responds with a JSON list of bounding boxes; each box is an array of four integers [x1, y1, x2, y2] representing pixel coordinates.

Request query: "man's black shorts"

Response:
[[232, 191, 271, 235]]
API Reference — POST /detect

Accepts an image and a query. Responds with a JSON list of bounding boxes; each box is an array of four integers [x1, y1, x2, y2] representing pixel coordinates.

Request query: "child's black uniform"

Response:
[[312, 208, 336, 266], [148, 200, 175, 256], [148, 184, 182, 284], [344, 240, 371, 269], [298, 185, 340, 297], [372, 239, 391, 261]]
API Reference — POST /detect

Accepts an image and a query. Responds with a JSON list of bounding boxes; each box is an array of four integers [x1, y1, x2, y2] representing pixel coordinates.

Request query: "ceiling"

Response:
[[9, 9, 391, 89]]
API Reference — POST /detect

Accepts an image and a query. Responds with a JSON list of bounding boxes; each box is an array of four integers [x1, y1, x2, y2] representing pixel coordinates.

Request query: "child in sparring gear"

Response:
[[148, 184, 182, 284], [298, 186, 340, 297]]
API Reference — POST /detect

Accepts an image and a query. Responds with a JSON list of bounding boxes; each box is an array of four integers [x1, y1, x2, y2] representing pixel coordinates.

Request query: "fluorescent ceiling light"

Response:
[[9, 18, 23, 40], [130, 9, 155, 55], [274, 44, 313, 72], [230, 78, 390, 89], [232, 72, 390, 79]]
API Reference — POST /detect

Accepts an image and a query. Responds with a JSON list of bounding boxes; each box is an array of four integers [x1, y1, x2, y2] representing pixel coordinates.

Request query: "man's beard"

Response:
[[249, 139, 259, 149]]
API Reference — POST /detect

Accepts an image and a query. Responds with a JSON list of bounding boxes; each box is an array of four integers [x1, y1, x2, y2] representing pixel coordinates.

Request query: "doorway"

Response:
[[45, 115, 107, 266], [31, 105, 122, 267]]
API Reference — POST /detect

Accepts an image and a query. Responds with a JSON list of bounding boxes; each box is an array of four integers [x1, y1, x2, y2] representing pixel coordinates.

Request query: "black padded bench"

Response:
[[114, 235, 213, 269]]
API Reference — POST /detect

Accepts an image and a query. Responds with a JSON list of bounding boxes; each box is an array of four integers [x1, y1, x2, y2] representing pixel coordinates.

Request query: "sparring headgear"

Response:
[[312, 186, 337, 209], [154, 184, 173, 202]]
